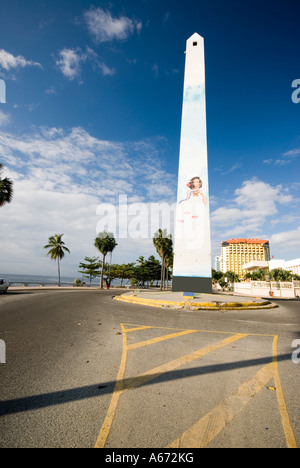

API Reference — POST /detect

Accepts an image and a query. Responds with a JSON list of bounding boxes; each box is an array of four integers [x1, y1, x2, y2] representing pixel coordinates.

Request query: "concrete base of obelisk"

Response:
[[172, 276, 212, 294]]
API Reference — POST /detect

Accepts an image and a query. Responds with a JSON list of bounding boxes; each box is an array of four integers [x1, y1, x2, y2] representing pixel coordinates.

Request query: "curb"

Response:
[[114, 294, 278, 310], [114, 295, 184, 309]]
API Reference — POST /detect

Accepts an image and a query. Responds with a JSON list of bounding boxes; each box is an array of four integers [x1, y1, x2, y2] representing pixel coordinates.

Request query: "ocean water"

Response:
[[0, 273, 102, 286], [0, 274, 158, 288]]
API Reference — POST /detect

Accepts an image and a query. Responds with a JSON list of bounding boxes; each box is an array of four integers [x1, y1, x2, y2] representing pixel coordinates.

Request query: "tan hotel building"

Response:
[[221, 238, 270, 276]]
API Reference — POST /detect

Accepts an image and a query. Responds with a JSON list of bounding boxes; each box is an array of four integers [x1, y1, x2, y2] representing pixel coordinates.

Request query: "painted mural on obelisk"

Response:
[[172, 33, 212, 293]]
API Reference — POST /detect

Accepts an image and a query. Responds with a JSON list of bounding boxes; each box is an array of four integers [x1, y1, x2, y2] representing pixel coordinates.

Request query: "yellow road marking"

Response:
[[167, 335, 297, 449], [167, 362, 276, 448], [95, 325, 297, 449], [123, 322, 275, 337], [127, 329, 198, 350], [124, 326, 154, 333], [123, 334, 247, 391], [94, 330, 247, 448], [94, 324, 128, 449], [272, 336, 297, 448]]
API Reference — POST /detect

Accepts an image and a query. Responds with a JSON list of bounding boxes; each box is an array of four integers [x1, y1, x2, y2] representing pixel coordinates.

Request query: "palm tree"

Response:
[[270, 268, 292, 282], [0, 163, 13, 207], [225, 270, 240, 284], [94, 231, 118, 289], [153, 229, 173, 290], [165, 250, 174, 289], [43, 234, 70, 285]]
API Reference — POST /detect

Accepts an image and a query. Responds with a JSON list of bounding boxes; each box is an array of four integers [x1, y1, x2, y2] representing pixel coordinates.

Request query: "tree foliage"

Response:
[[78, 256, 102, 284], [212, 269, 239, 289], [0, 163, 13, 207], [244, 268, 300, 282], [106, 263, 135, 286]]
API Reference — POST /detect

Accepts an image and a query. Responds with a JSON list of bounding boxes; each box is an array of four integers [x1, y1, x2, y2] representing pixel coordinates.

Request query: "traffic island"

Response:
[[114, 291, 278, 311]]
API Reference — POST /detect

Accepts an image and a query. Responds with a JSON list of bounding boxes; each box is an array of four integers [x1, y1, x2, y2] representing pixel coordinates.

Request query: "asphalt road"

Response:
[[0, 290, 299, 448]]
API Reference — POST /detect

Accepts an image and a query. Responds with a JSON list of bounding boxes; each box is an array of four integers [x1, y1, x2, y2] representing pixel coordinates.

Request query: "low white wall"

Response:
[[233, 281, 298, 298], [294, 281, 300, 298]]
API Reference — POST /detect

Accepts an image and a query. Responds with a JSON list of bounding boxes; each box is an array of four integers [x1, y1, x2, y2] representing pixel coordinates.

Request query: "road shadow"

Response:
[[0, 352, 292, 416], [262, 297, 300, 302], [0, 291, 35, 297]]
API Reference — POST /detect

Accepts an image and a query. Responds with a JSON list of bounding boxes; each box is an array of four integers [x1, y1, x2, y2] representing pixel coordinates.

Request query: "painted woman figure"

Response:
[[177, 176, 207, 249], [179, 176, 207, 209]]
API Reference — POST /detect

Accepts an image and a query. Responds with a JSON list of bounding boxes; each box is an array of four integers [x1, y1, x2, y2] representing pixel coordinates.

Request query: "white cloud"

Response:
[[4, 126, 298, 275], [275, 148, 300, 165], [84, 7, 142, 43], [235, 179, 281, 214], [45, 86, 57, 95], [263, 148, 300, 166], [283, 148, 300, 157], [0, 49, 42, 71], [274, 158, 293, 166], [210, 177, 300, 260], [0, 176, 100, 275], [222, 162, 242, 175], [0, 110, 10, 127], [0, 126, 176, 274], [56, 47, 115, 80], [97, 61, 116, 77], [0, 176, 159, 275], [56, 48, 83, 80], [211, 178, 296, 251], [0, 127, 137, 197], [270, 226, 300, 250]]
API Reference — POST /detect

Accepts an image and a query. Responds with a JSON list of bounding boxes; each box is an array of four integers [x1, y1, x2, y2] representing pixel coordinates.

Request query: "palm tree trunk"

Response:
[[100, 254, 106, 289], [161, 257, 166, 290], [57, 257, 61, 286], [166, 265, 169, 289]]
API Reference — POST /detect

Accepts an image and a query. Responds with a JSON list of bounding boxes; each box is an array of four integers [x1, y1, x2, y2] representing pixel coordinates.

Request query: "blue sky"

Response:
[[0, 0, 299, 276]]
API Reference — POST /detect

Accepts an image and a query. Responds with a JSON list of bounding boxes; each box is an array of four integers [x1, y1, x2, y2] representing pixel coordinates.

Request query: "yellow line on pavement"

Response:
[[127, 329, 198, 350], [124, 326, 154, 333], [94, 324, 128, 449], [94, 329, 247, 448], [123, 322, 275, 337], [167, 362, 276, 448], [272, 336, 297, 449], [166, 336, 298, 449], [123, 334, 247, 391]]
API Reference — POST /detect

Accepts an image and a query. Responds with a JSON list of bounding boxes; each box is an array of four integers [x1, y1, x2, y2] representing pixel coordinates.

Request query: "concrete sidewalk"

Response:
[[114, 290, 278, 310]]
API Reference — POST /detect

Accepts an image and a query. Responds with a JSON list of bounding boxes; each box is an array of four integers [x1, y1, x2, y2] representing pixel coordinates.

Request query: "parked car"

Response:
[[0, 279, 9, 294]]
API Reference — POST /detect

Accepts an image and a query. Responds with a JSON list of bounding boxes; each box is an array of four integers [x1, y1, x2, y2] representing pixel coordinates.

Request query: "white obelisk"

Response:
[[172, 33, 212, 293]]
